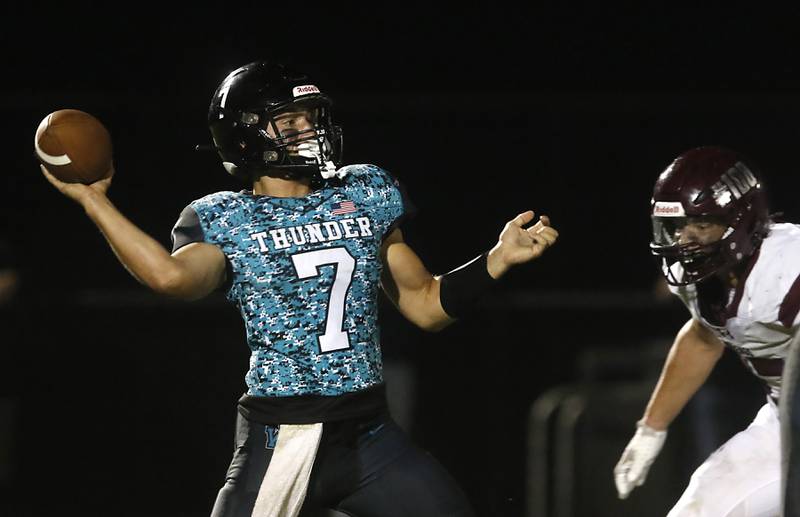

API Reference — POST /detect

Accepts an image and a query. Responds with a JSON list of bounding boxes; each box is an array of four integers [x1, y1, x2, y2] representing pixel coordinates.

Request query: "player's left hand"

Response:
[[613, 421, 667, 499], [487, 211, 558, 278]]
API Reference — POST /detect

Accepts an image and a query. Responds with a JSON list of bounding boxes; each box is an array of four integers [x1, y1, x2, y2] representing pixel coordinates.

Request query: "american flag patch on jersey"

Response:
[[331, 200, 357, 215]]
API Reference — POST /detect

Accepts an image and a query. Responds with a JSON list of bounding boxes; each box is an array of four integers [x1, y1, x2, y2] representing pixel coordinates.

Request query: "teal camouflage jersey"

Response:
[[171, 164, 411, 397]]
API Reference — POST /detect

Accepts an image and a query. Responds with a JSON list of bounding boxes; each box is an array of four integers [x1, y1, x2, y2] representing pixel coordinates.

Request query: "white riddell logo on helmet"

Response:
[[653, 202, 685, 217], [293, 85, 320, 97]]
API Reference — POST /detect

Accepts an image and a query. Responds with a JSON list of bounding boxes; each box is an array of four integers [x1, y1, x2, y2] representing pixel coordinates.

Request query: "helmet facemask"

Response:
[[651, 214, 733, 286], [229, 100, 342, 181], [650, 192, 770, 286]]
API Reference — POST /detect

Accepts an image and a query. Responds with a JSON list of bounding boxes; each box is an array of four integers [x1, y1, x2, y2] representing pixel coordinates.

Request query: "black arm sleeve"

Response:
[[169, 205, 234, 293], [438, 252, 498, 319]]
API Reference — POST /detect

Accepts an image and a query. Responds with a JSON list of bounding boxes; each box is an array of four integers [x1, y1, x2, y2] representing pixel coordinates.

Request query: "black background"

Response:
[[1, 4, 799, 516]]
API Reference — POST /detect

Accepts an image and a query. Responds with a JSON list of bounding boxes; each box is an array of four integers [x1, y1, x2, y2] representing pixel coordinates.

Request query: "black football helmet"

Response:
[[208, 61, 343, 182], [650, 146, 770, 286]]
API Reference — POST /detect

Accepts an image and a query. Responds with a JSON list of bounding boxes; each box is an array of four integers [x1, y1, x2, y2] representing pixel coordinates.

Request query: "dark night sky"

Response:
[[6, 5, 800, 294], [9, 5, 800, 94], [3, 5, 800, 516]]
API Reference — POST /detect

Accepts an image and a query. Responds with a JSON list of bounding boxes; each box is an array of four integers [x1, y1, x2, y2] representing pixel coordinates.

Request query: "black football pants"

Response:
[[210, 411, 475, 517]]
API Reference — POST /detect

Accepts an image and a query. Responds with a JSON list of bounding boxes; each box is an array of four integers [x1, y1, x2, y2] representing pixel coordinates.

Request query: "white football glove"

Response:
[[613, 420, 667, 500]]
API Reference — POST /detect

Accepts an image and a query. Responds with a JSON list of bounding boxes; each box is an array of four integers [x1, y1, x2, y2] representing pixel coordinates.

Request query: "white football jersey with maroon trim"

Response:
[[669, 223, 800, 398]]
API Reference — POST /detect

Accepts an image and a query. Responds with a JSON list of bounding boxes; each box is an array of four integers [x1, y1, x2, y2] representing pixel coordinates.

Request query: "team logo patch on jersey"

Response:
[[331, 200, 357, 216]]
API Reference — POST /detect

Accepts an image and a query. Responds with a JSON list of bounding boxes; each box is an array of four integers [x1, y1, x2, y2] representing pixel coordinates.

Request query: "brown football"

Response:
[[34, 109, 113, 184]]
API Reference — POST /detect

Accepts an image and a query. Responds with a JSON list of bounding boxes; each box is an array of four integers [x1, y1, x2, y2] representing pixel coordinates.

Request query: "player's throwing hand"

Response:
[[41, 163, 114, 205]]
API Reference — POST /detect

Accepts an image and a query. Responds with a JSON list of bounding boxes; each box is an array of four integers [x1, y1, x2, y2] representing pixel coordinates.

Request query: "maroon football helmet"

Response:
[[650, 146, 770, 286]]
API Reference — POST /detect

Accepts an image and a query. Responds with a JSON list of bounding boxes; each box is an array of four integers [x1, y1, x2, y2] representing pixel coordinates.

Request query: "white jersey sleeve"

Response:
[[669, 223, 800, 398]]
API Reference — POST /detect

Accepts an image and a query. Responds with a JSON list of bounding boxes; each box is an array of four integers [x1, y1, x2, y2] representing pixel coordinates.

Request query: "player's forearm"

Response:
[[642, 321, 724, 430], [397, 276, 454, 332], [422, 276, 456, 331], [81, 192, 182, 293]]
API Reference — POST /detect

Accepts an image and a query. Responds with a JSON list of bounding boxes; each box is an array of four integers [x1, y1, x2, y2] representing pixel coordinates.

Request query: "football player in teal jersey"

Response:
[[40, 61, 558, 517]]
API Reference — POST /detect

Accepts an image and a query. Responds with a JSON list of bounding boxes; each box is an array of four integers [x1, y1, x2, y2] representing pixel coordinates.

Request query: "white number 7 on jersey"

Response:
[[291, 247, 355, 353]]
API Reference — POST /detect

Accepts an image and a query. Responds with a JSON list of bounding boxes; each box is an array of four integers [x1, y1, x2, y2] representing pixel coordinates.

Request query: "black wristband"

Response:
[[438, 251, 498, 319]]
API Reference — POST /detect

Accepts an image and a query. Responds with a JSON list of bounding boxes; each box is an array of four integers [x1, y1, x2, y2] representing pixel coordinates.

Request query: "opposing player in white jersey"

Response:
[[613, 146, 800, 516]]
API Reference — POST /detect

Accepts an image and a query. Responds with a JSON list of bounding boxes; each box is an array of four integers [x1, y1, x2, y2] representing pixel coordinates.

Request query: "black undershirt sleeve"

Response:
[[170, 205, 233, 293], [170, 205, 205, 253]]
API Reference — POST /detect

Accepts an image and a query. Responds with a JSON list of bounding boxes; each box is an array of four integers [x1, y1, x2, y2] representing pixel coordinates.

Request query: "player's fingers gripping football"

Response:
[[41, 163, 114, 202]]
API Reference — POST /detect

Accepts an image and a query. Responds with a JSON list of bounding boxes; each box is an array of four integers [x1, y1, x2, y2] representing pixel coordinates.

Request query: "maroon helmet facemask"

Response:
[[650, 146, 771, 286]]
